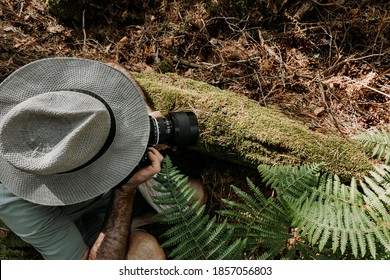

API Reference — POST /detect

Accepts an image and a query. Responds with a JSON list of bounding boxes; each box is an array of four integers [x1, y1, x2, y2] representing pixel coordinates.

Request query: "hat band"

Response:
[[58, 88, 116, 174]]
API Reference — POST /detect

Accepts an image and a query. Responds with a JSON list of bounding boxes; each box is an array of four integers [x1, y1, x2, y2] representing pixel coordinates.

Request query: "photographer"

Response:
[[0, 58, 205, 260]]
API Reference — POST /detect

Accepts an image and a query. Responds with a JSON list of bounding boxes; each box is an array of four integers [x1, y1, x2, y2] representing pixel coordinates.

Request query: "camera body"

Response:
[[139, 111, 199, 165]]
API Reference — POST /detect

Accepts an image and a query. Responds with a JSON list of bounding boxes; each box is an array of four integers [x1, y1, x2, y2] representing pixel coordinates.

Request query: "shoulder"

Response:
[[0, 182, 88, 260]]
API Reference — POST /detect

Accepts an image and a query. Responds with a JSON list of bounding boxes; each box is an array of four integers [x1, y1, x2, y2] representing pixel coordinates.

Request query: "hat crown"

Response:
[[0, 57, 150, 205], [0, 90, 112, 175]]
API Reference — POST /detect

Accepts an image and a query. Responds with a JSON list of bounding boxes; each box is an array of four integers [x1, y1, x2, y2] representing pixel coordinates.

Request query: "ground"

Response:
[[0, 0, 389, 258], [1, 0, 389, 133]]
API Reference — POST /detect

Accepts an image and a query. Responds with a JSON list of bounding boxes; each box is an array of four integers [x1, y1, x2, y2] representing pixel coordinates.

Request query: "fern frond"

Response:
[[361, 169, 390, 223], [219, 178, 292, 258], [258, 163, 324, 199], [353, 128, 390, 164], [154, 157, 244, 260], [288, 168, 390, 259], [256, 161, 390, 259], [0, 246, 26, 260], [153, 156, 390, 260]]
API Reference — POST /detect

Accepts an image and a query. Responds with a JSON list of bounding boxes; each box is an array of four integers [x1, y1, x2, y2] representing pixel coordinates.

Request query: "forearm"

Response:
[[88, 187, 136, 259], [85, 148, 163, 260]]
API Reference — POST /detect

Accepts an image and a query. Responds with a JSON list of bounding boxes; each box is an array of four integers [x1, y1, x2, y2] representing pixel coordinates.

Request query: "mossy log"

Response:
[[134, 72, 374, 178]]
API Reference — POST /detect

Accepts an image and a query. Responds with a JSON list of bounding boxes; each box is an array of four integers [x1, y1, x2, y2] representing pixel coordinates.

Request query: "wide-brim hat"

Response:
[[0, 57, 150, 206]]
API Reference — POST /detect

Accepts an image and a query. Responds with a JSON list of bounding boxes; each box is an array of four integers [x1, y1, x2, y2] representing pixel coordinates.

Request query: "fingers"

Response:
[[154, 144, 169, 151], [147, 147, 164, 173], [148, 111, 163, 118], [123, 148, 163, 188]]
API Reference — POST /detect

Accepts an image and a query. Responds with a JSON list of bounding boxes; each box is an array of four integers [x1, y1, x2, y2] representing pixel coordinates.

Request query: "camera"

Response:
[[139, 112, 199, 165]]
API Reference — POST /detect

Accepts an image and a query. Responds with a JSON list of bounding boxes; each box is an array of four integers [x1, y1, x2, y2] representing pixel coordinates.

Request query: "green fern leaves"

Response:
[[259, 163, 390, 259], [153, 157, 245, 260], [154, 157, 390, 259], [218, 179, 292, 259], [258, 163, 324, 200], [153, 128, 390, 260], [354, 128, 390, 164]]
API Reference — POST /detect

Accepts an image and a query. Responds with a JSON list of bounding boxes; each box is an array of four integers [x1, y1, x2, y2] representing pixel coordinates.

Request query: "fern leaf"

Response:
[[219, 238, 247, 260], [356, 226, 367, 257], [258, 163, 324, 199], [220, 178, 292, 258], [353, 128, 390, 164], [366, 232, 377, 258], [361, 180, 390, 223], [154, 157, 244, 260], [340, 229, 348, 255], [331, 208, 343, 253]]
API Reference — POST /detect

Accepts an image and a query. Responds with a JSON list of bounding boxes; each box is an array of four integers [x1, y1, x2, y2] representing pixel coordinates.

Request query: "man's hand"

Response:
[[120, 147, 164, 194]]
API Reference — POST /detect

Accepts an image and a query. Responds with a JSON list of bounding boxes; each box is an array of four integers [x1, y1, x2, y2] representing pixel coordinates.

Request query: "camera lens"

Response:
[[148, 117, 170, 145], [148, 112, 199, 147], [168, 112, 199, 147]]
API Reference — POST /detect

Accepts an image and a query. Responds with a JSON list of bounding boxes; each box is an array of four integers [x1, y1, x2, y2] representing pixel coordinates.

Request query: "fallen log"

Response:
[[134, 72, 374, 179]]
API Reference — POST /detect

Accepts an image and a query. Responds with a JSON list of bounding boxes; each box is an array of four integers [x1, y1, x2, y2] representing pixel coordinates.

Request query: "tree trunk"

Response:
[[134, 72, 374, 179]]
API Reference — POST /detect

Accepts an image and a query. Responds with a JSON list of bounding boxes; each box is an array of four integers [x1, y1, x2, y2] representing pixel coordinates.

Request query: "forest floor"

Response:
[[0, 0, 389, 259]]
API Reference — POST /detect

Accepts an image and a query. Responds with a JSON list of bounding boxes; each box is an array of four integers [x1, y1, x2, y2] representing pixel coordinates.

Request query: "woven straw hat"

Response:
[[0, 57, 150, 205]]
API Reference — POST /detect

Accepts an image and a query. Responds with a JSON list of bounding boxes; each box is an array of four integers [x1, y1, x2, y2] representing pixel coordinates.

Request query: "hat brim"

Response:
[[0, 58, 150, 205]]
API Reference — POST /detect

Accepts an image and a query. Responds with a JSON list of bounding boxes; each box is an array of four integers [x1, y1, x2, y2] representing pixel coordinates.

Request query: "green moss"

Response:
[[133, 72, 374, 179], [155, 60, 175, 74]]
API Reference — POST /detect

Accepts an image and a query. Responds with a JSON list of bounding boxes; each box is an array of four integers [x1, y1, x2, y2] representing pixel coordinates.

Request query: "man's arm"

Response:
[[85, 147, 164, 259]]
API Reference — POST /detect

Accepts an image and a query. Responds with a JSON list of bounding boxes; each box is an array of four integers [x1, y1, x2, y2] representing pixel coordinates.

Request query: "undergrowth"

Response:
[[1, 128, 390, 260], [154, 128, 390, 260]]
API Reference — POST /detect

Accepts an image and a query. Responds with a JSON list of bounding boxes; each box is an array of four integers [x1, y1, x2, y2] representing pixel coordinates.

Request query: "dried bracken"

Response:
[[1, 0, 389, 136]]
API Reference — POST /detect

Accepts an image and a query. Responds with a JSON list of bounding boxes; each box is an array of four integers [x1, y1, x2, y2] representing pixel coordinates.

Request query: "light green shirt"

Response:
[[0, 183, 112, 260]]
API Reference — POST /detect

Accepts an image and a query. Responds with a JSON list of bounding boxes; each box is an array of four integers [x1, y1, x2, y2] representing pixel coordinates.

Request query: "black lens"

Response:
[[148, 112, 199, 147], [142, 112, 199, 166], [168, 112, 199, 147]]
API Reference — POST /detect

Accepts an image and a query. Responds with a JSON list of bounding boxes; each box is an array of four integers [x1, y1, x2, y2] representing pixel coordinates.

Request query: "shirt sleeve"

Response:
[[0, 184, 88, 260]]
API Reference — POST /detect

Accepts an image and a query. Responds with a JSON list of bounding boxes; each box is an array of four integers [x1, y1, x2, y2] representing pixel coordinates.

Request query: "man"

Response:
[[0, 57, 204, 260]]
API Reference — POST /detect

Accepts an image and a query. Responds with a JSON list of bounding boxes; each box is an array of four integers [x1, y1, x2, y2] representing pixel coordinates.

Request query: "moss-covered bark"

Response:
[[134, 72, 374, 178]]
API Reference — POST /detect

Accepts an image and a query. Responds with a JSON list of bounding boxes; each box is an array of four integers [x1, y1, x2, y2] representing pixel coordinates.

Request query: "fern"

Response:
[[353, 128, 390, 164], [259, 163, 390, 259], [218, 178, 292, 259], [153, 157, 245, 260], [152, 154, 390, 259], [0, 246, 26, 260], [259, 163, 324, 200]]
